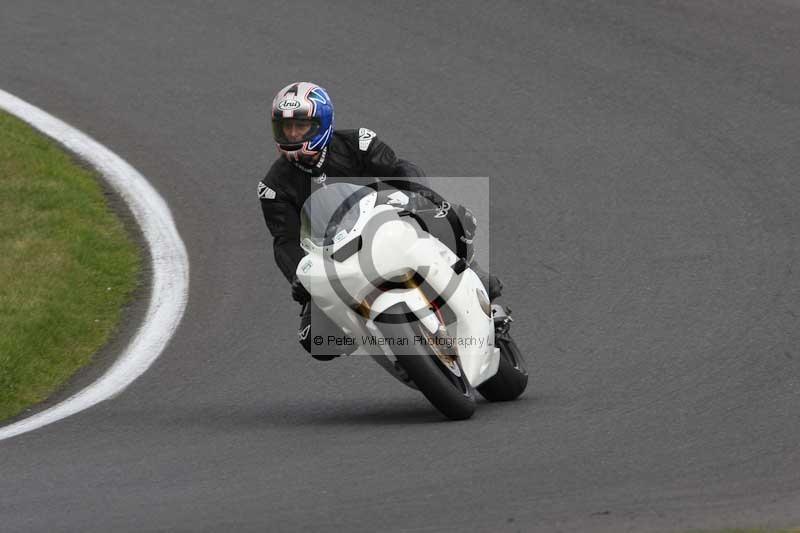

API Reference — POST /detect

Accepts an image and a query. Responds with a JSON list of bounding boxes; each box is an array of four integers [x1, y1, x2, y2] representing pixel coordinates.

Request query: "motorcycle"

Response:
[[296, 182, 527, 420]]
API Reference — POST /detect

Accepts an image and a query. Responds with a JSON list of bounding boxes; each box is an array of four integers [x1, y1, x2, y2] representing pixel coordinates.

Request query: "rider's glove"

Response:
[[291, 275, 311, 305], [454, 205, 478, 243]]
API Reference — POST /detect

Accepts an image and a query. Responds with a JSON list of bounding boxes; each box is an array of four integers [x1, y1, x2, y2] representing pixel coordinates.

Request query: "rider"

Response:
[[258, 81, 502, 360]]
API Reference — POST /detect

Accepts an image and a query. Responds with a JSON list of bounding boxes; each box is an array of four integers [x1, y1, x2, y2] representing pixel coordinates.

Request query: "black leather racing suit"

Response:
[[258, 128, 501, 359], [258, 128, 429, 283]]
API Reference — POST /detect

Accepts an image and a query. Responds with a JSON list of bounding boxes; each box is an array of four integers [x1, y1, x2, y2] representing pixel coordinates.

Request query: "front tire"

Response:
[[396, 336, 476, 420], [377, 304, 476, 420]]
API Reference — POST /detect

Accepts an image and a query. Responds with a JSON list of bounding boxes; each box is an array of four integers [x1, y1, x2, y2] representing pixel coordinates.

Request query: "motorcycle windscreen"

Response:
[[300, 182, 372, 247]]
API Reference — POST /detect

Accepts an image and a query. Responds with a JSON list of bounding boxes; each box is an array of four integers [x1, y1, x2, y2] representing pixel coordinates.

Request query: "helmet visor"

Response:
[[272, 117, 321, 147]]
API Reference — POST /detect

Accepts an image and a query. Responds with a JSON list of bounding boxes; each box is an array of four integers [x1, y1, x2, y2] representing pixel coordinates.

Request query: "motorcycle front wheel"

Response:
[[376, 303, 476, 421]]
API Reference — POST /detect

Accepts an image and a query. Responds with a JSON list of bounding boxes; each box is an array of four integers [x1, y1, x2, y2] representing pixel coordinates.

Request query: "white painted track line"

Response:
[[0, 89, 190, 442]]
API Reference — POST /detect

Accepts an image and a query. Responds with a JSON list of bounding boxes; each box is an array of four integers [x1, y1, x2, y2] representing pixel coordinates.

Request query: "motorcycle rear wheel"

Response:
[[476, 333, 528, 402]]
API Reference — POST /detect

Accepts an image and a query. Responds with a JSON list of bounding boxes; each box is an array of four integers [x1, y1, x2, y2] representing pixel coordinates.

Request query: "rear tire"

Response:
[[477, 334, 528, 402]]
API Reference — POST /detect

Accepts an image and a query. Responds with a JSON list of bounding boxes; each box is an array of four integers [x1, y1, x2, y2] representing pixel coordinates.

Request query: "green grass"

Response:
[[0, 110, 140, 422]]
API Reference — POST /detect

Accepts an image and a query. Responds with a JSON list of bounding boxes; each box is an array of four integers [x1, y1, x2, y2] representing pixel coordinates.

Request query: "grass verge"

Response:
[[0, 109, 140, 422]]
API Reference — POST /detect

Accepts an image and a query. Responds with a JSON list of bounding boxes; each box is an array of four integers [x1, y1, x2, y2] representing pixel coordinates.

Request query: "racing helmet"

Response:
[[271, 82, 334, 162]]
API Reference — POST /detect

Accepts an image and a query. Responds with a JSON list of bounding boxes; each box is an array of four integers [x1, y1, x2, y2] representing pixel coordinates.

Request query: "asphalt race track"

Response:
[[1, 2, 799, 532]]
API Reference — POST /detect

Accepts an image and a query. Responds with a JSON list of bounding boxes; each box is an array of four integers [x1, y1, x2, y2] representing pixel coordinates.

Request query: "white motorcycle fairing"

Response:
[[296, 188, 500, 389]]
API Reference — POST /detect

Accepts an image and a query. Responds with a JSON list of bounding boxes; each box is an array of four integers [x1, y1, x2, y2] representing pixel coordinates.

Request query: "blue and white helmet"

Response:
[[271, 82, 334, 162]]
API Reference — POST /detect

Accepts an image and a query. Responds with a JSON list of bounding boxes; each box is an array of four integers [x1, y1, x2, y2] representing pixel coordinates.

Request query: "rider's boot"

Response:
[[298, 302, 355, 361], [492, 303, 514, 338], [298, 303, 338, 361]]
